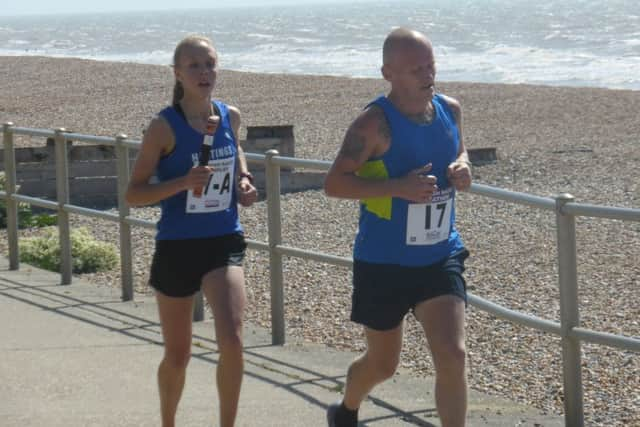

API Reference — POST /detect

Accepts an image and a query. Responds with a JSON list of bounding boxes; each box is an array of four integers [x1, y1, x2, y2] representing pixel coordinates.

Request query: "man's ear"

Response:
[[381, 64, 392, 82]]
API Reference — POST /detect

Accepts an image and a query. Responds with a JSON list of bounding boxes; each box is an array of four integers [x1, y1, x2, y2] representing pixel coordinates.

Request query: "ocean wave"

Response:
[[1, 1, 639, 90]]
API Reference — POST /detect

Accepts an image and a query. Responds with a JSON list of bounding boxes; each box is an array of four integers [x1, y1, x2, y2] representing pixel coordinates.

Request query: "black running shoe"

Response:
[[326, 402, 340, 427]]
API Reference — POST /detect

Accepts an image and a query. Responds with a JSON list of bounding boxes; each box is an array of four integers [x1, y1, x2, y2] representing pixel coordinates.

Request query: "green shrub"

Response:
[[0, 172, 57, 228], [27, 213, 58, 227], [0, 201, 33, 228], [19, 226, 118, 274]]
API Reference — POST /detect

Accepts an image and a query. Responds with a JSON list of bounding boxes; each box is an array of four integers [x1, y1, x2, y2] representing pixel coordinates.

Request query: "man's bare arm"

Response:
[[442, 95, 472, 191], [325, 106, 438, 203]]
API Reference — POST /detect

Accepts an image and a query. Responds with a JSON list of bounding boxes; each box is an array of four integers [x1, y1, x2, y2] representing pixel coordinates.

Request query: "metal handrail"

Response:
[[3, 124, 639, 427]]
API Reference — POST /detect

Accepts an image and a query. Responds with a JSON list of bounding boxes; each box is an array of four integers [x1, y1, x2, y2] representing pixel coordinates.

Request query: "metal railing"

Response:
[[2, 123, 639, 426]]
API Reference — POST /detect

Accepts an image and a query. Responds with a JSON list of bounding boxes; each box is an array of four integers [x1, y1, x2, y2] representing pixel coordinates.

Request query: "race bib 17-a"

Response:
[[186, 157, 236, 213]]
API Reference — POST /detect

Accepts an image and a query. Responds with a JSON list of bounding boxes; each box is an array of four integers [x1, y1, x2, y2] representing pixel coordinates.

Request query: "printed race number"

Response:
[[186, 157, 236, 213], [406, 188, 453, 245]]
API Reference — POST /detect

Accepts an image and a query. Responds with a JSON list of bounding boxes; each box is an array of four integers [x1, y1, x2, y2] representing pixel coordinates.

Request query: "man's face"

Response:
[[384, 41, 437, 102]]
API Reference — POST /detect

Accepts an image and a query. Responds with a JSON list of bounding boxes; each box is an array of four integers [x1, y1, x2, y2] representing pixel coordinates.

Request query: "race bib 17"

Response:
[[406, 188, 454, 245]]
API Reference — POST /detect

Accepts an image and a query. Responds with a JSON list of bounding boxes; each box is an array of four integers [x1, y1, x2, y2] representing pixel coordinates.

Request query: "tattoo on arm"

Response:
[[339, 127, 366, 161], [377, 115, 391, 140]]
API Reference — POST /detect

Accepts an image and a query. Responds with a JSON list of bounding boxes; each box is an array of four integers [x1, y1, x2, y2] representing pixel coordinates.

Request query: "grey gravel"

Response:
[[1, 56, 638, 426]]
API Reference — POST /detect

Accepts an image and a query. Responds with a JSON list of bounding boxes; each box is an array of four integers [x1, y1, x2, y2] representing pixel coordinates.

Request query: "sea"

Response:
[[1, 0, 639, 90]]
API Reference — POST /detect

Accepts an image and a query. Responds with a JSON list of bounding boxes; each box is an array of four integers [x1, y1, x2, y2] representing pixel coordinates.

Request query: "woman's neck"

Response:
[[179, 96, 213, 121]]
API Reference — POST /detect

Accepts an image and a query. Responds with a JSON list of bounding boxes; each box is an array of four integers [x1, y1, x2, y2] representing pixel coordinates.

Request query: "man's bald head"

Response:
[[382, 28, 432, 67]]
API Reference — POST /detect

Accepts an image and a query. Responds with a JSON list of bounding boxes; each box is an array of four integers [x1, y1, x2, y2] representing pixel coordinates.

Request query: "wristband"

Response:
[[239, 172, 254, 183]]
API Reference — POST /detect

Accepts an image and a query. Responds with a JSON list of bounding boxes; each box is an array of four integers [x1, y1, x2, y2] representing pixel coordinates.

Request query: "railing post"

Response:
[[115, 134, 133, 301], [54, 128, 72, 285], [2, 122, 19, 270], [193, 291, 205, 322], [555, 193, 584, 427], [265, 149, 285, 345]]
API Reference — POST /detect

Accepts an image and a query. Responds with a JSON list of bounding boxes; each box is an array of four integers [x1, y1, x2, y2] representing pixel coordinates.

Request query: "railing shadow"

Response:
[[4, 124, 638, 426], [0, 262, 436, 426]]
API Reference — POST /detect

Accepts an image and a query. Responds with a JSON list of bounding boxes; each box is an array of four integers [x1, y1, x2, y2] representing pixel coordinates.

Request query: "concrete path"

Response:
[[0, 258, 563, 426]]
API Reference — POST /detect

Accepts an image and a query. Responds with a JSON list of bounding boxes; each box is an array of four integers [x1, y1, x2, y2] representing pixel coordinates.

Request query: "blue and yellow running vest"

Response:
[[353, 94, 465, 266], [155, 100, 242, 240]]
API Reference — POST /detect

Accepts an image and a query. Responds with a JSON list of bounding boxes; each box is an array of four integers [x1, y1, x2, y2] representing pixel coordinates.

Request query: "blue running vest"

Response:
[[353, 94, 465, 266], [155, 100, 242, 240]]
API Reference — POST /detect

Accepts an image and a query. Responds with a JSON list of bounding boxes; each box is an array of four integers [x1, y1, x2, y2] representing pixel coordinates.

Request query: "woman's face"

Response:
[[174, 41, 218, 100]]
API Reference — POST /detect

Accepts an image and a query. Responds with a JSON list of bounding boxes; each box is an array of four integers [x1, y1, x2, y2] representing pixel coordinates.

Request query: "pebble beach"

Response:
[[1, 56, 639, 426]]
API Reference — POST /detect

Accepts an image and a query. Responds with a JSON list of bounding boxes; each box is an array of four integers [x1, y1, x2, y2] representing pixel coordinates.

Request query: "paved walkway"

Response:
[[0, 257, 563, 426]]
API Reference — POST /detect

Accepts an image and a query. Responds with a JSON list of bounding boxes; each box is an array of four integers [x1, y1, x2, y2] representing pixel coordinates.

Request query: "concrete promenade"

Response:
[[0, 257, 563, 426]]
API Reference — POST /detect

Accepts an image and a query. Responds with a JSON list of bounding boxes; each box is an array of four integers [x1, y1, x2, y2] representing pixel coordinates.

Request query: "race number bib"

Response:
[[186, 157, 236, 213], [406, 188, 454, 245]]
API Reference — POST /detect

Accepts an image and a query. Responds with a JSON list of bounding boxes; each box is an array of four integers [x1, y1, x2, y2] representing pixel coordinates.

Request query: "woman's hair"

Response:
[[171, 35, 216, 105]]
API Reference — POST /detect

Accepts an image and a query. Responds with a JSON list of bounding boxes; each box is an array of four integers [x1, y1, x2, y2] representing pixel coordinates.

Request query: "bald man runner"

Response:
[[324, 28, 472, 427]]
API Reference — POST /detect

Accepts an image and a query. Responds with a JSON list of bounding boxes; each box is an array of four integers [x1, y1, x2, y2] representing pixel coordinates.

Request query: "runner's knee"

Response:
[[163, 346, 191, 369], [216, 328, 243, 358], [434, 341, 466, 375]]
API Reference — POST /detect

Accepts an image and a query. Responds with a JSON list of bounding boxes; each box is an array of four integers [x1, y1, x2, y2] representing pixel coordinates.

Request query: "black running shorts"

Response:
[[351, 249, 469, 331], [149, 233, 247, 298]]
